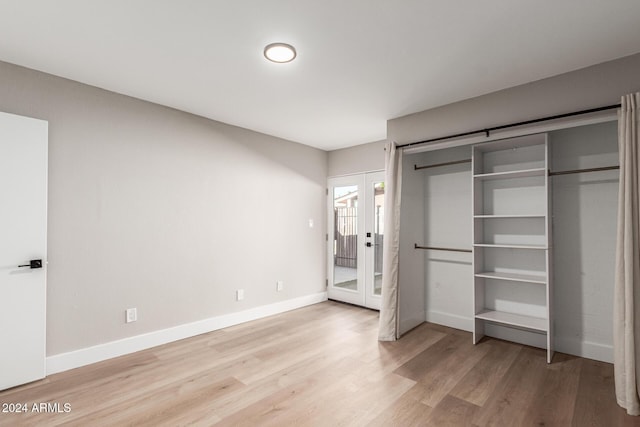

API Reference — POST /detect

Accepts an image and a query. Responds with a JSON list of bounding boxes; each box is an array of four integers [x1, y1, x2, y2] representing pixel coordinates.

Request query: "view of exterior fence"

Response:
[[334, 207, 357, 268], [334, 207, 383, 272]]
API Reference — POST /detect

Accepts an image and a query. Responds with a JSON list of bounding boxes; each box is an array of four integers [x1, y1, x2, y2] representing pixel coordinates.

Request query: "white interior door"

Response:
[[327, 171, 384, 310], [0, 112, 48, 391]]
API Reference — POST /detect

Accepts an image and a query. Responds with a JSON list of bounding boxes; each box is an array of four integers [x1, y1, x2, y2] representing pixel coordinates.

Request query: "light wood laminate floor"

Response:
[[0, 301, 636, 426]]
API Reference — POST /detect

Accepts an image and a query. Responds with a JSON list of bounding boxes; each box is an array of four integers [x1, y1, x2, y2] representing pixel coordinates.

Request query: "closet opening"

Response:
[[399, 118, 619, 363]]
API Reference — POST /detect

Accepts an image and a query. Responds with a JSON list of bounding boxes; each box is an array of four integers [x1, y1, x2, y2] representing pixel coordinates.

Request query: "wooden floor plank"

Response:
[[425, 395, 480, 426], [65, 374, 243, 427], [347, 324, 447, 383], [413, 334, 491, 407], [449, 339, 522, 406], [1, 301, 638, 426], [252, 372, 415, 427], [461, 346, 550, 427], [213, 356, 366, 426], [367, 388, 433, 427], [522, 352, 582, 427], [572, 358, 637, 427], [393, 333, 462, 380], [209, 335, 377, 419]]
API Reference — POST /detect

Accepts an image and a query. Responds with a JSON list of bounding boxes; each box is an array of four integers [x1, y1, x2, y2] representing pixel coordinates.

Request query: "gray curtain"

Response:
[[378, 141, 402, 341], [614, 92, 640, 416]]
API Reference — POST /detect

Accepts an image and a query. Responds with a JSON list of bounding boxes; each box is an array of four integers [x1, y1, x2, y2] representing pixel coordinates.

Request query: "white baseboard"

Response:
[[424, 311, 613, 363], [426, 310, 473, 332], [555, 337, 613, 363], [46, 292, 328, 375], [484, 324, 547, 349]]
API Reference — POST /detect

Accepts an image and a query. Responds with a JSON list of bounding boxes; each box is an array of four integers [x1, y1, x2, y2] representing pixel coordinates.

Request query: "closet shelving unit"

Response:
[[471, 134, 553, 363]]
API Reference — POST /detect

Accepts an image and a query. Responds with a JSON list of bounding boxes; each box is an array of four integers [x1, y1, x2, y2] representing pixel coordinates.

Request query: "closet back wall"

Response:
[[414, 146, 472, 332], [0, 60, 327, 357], [551, 121, 618, 361]]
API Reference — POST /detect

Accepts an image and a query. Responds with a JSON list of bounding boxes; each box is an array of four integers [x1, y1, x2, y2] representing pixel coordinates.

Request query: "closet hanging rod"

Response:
[[398, 104, 621, 149], [549, 165, 620, 176], [414, 244, 472, 253], [415, 163, 620, 175], [414, 159, 472, 170]]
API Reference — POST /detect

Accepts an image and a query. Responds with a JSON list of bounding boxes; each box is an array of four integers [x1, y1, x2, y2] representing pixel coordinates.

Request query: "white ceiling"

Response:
[[1, 1, 639, 150]]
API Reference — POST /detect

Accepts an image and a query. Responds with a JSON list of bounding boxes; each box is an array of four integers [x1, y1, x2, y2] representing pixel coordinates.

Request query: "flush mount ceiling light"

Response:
[[263, 43, 297, 63]]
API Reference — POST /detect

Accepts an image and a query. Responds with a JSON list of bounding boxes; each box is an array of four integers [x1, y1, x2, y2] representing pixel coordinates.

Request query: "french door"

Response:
[[327, 171, 384, 310]]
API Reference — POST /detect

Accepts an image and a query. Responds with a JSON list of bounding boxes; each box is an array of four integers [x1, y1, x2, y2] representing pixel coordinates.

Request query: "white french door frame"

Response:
[[327, 171, 384, 310], [364, 171, 384, 310]]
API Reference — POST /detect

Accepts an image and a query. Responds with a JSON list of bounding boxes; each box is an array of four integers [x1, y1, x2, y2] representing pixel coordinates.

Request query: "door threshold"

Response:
[[327, 298, 380, 312]]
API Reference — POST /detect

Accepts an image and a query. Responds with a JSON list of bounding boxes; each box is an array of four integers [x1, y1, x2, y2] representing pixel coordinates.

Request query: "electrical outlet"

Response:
[[277, 281, 284, 292], [126, 308, 137, 323], [236, 289, 244, 301]]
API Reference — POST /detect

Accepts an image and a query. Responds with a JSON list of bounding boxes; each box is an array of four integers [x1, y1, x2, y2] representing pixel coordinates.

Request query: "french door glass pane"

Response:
[[333, 185, 358, 290], [373, 181, 384, 296]]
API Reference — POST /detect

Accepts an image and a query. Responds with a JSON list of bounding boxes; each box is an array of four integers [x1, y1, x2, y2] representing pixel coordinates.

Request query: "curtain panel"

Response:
[[614, 92, 640, 416], [378, 142, 403, 341]]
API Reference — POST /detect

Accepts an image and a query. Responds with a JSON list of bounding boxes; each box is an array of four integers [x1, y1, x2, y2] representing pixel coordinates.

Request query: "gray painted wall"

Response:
[[0, 60, 327, 356], [388, 52, 640, 144], [327, 140, 385, 177]]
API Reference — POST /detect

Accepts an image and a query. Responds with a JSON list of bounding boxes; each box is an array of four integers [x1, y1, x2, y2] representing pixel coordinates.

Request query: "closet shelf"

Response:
[[475, 271, 546, 284], [473, 243, 547, 250], [473, 168, 546, 181], [475, 310, 547, 332], [472, 134, 552, 363]]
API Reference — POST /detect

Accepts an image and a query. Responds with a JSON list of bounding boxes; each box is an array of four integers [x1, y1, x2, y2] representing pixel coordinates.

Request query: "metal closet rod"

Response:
[[399, 103, 621, 149], [414, 159, 471, 170], [414, 160, 620, 176], [414, 244, 472, 253], [548, 165, 619, 176]]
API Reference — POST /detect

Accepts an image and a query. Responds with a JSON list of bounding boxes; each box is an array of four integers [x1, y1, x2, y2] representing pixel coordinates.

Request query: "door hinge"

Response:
[[326, 233, 328, 241], [326, 279, 328, 288], [326, 188, 329, 196]]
